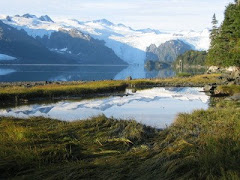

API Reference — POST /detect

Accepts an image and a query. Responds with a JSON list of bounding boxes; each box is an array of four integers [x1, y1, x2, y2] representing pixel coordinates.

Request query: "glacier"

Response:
[[0, 14, 210, 65]]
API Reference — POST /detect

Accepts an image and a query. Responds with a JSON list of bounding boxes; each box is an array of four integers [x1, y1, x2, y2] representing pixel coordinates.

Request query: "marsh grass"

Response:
[[129, 74, 221, 88], [1, 98, 240, 179], [0, 80, 128, 102], [153, 108, 240, 179], [0, 115, 157, 179], [215, 85, 240, 95], [176, 72, 192, 77], [0, 74, 221, 103]]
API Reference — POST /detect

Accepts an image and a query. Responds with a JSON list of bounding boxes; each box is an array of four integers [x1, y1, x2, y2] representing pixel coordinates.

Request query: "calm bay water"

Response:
[[0, 87, 209, 128], [0, 64, 177, 82], [0, 65, 208, 128]]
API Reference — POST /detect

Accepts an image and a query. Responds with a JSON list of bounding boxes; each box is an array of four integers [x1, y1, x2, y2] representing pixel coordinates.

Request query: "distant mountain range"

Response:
[[0, 17, 125, 64], [0, 14, 210, 65]]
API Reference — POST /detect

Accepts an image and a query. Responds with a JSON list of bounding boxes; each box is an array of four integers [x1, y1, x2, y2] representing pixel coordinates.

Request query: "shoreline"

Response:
[[0, 74, 221, 104]]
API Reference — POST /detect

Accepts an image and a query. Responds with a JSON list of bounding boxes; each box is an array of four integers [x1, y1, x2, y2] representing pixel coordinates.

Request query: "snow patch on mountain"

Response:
[[0, 15, 59, 38], [92, 19, 114, 26], [50, 48, 72, 54], [137, 28, 162, 34], [0, 14, 210, 64]]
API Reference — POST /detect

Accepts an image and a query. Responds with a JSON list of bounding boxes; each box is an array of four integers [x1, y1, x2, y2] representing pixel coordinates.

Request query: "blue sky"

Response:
[[0, 0, 234, 31]]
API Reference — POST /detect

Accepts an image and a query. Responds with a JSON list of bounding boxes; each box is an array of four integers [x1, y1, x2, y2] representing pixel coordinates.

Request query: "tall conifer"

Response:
[[210, 14, 218, 47]]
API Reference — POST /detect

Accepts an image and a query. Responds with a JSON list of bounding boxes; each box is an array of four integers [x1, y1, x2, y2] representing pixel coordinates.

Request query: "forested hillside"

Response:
[[207, 0, 240, 66], [174, 50, 207, 67]]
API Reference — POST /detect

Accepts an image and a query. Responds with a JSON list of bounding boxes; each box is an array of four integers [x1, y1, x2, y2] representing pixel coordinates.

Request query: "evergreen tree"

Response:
[[207, 1, 240, 67], [206, 14, 219, 65], [210, 14, 218, 45]]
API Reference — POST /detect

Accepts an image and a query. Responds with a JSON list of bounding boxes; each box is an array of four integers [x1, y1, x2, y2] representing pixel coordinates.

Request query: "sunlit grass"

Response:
[[0, 80, 128, 102], [0, 74, 221, 103], [0, 98, 239, 179], [176, 72, 192, 77], [0, 115, 157, 179], [215, 85, 240, 95], [152, 108, 240, 179], [130, 74, 221, 87]]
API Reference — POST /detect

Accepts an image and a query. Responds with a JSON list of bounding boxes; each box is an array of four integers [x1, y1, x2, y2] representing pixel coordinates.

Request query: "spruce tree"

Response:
[[210, 14, 218, 46]]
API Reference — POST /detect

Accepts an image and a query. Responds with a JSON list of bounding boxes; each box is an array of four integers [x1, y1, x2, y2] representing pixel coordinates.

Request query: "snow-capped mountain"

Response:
[[0, 14, 210, 64], [39, 15, 54, 23], [0, 19, 124, 65]]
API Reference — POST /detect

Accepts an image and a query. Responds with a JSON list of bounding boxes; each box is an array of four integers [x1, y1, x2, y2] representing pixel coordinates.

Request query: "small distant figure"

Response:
[[126, 76, 132, 81], [179, 60, 183, 73]]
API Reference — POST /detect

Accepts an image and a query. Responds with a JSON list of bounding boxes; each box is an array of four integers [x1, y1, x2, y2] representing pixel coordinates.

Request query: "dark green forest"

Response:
[[207, 0, 240, 67], [174, 50, 207, 67]]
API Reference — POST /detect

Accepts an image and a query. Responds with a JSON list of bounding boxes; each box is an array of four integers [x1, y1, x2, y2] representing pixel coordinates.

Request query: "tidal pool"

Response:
[[0, 87, 209, 129]]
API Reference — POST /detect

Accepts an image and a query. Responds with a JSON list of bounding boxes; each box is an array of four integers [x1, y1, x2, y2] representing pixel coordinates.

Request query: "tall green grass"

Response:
[[152, 108, 240, 179], [0, 96, 239, 179], [0, 115, 157, 179]]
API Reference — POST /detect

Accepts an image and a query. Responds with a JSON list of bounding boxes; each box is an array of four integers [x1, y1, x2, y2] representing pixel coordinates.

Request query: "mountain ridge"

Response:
[[146, 40, 193, 63], [0, 20, 126, 65], [0, 14, 210, 64]]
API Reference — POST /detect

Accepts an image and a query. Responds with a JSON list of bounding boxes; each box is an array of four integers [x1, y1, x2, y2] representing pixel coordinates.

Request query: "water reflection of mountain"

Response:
[[0, 65, 126, 82], [145, 68, 176, 79], [114, 65, 176, 80], [0, 87, 209, 128], [0, 68, 15, 76], [0, 64, 205, 82]]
